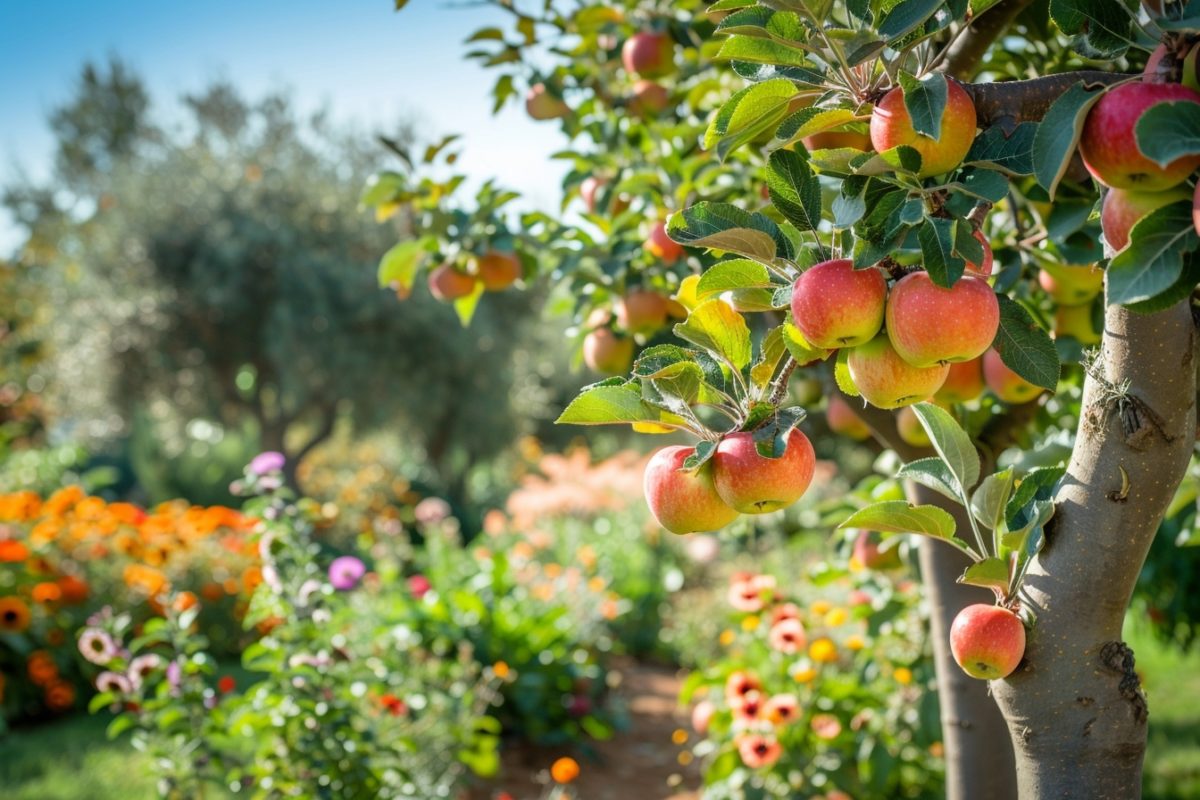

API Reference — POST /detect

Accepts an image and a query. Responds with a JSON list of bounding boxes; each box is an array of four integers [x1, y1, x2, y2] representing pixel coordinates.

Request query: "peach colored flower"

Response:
[[769, 618, 807, 654], [731, 689, 764, 723], [737, 733, 783, 768], [725, 670, 761, 703], [764, 693, 800, 725], [812, 713, 843, 740]]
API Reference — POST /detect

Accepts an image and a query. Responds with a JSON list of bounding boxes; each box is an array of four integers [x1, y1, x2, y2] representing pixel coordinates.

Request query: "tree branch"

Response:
[[964, 71, 1130, 130], [939, 0, 1037, 80]]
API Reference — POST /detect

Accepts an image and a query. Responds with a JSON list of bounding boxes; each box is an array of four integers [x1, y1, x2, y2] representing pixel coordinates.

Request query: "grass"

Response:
[[1, 627, 1198, 799]]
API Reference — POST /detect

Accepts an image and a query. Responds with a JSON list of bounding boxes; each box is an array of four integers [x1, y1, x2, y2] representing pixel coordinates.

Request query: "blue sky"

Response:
[[0, 0, 569, 252]]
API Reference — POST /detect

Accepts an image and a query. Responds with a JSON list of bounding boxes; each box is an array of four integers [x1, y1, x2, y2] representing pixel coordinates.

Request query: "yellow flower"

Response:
[[809, 637, 837, 664], [671, 728, 688, 745], [845, 634, 866, 651], [895, 667, 913, 685], [824, 607, 849, 627], [493, 661, 511, 680], [741, 614, 761, 632], [810, 599, 833, 616], [792, 662, 818, 683], [719, 629, 736, 646]]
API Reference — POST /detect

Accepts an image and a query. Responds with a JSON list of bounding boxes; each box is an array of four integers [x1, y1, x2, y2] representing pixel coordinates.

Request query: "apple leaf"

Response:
[[1006, 466, 1066, 529], [632, 345, 700, 378], [898, 71, 948, 140], [1032, 81, 1108, 199], [1126, 250, 1200, 315], [1048, 0, 1133, 59], [673, 298, 753, 372], [556, 381, 664, 426], [993, 295, 1060, 391], [667, 202, 793, 263], [953, 219, 986, 265], [838, 501, 962, 547], [782, 321, 832, 366], [716, 36, 814, 69], [911, 402, 981, 494], [1134, 102, 1200, 167], [897, 457, 961, 503], [751, 406, 808, 458], [957, 558, 1011, 595], [771, 107, 861, 151], [696, 259, 775, 300], [876, 0, 941, 40], [833, 348, 859, 397], [963, 122, 1037, 176], [767, 149, 823, 233], [972, 467, 1016, 535], [452, 279, 487, 326], [705, 78, 799, 161], [1001, 499, 1053, 559], [377, 238, 430, 290], [682, 440, 718, 471], [751, 325, 788, 390], [919, 217, 967, 288], [1108, 201, 1199, 307]]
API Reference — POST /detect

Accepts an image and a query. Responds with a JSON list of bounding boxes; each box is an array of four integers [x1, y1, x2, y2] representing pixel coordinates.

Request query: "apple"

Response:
[[950, 604, 1026, 680], [1037, 263, 1104, 305], [885, 272, 999, 367], [711, 429, 816, 514], [983, 349, 1043, 403], [965, 230, 993, 277], [1054, 303, 1101, 345], [896, 405, 931, 447], [582, 328, 635, 374], [645, 220, 684, 262], [525, 83, 569, 121], [791, 259, 887, 349], [643, 446, 740, 534], [802, 129, 872, 152], [580, 176, 605, 213], [474, 251, 521, 291], [1143, 42, 1200, 87], [933, 357, 985, 404], [622, 32, 675, 79], [847, 334, 950, 409], [615, 290, 669, 335], [1101, 186, 1192, 251], [852, 529, 903, 570], [1079, 82, 1200, 191], [869, 79, 978, 178], [427, 264, 477, 302], [826, 394, 871, 441], [629, 80, 670, 117]]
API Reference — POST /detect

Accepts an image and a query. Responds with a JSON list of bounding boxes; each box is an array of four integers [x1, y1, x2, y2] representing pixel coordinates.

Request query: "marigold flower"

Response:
[[810, 599, 833, 616], [769, 618, 807, 654], [894, 667, 913, 685], [27, 651, 58, 686], [493, 661, 511, 680], [380, 693, 407, 716], [0, 539, 29, 562], [824, 607, 849, 627], [123, 564, 168, 598], [792, 663, 818, 684], [550, 756, 580, 784], [741, 614, 761, 632], [57, 575, 89, 605], [719, 629, 736, 646], [31, 582, 62, 605], [45, 680, 76, 711], [0, 596, 31, 633], [736, 733, 782, 769], [846, 634, 867, 651]]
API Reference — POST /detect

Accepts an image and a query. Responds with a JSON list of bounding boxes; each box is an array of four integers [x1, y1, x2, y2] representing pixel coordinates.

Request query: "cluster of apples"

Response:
[[643, 428, 816, 535], [426, 251, 521, 303]]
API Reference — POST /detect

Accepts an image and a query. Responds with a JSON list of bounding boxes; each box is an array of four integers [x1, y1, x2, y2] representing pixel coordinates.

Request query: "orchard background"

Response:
[[3, 0, 1200, 798]]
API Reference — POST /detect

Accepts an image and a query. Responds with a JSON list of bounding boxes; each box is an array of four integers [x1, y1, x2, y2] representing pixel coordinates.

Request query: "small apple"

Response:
[[622, 32, 675, 79], [427, 264, 477, 302], [965, 230, 993, 277], [896, 405, 931, 447], [1079, 81, 1200, 191], [950, 604, 1026, 680], [615, 290, 669, 335], [983, 349, 1044, 403], [628, 80, 670, 117], [885, 272, 999, 367], [802, 128, 872, 152], [869, 79, 978, 178], [1053, 303, 1101, 345], [1102, 186, 1192, 251], [711, 429, 816, 514], [525, 83, 569, 121], [474, 251, 522, 291], [643, 446, 740, 534], [1037, 263, 1104, 305], [852, 529, 903, 570], [826, 394, 871, 441], [791, 259, 887, 349], [582, 328, 635, 374], [933, 357, 985, 404], [847, 334, 950, 409], [645, 219, 684, 262]]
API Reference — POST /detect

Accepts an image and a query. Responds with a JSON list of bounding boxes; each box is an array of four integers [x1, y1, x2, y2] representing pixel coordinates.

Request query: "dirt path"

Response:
[[472, 662, 702, 800]]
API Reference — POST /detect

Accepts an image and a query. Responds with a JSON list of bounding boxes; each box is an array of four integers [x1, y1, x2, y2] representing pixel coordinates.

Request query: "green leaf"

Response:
[[993, 296, 1060, 391], [839, 500, 960, 544], [767, 149, 823, 232], [716, 35, 814, 68], [556, 383, 661, 426], [1108, 202, 1199, 307], [673, 299, 753, 371], [377, 239, 429, 290], [751, 325, 788, 389], [877, 0, 941, 40], [1049, 0, 1134, 59], [667, 202, 793, 263], [972, 467, 1016, 532], [1032, 82, 1108, 199], [107, 715, 135, 739], [696, 260, 775, 300], [783, 322, 832, 365], [88, 691, 117, 714], [1135, 102, 1200, 167], [957, 558, 1011, 595], [898, 72, 948, 140], [751, 406, 808, 458], [452, 279, 486, 326], [919, 217, 967, 288], [911, 402, 981, 493], [1006, 466, 1065, 529], [1126, 250, 1200, 314], [897, 457, 961, 502], [834, 347, 858, 396], [772, 108, 861, 150], [705, 78, 799, 161], [682, 440, 717, 470], [1001, 499, 1053, 557], [964, 123, 1037, 176]]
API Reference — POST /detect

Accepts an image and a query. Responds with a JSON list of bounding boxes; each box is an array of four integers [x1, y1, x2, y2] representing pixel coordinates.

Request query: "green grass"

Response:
[[1128, 622, 1200, 800]]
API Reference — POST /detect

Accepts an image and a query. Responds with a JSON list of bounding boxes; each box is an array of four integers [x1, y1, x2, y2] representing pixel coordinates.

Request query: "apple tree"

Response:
[[376, 1, 1200, 797]]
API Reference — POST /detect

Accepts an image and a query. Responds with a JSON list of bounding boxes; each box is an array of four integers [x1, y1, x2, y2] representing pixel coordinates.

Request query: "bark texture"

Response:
[[991, 301, 1197, 799]]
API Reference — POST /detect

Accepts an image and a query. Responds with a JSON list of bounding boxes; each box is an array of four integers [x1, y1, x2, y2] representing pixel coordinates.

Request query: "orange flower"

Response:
[[0, 539, 29, 562], [0, 490, 41, 520], [0, 596, 31, 633], [123, 564, 169, 598], [172, 591, 198, 613], [27, 651, 58, 687], [550, 757, 580, 784], [43, 485, 85, 517], [493, 661, 511, 680], [45, 680, 76, 712], [241, 566, 263, 595], [57, 575, 90, 605], [201, 582, 224, 602], [380, 693, 407, 716], [31, 582, 62, 605]]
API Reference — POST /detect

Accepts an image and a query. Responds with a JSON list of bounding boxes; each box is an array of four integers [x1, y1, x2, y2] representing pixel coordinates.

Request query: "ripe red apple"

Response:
[[802, 129, 872, 151], [1101, 186, 1192, 251], [983, 349, 1043, 403], [965, 230, 993, 277], [847, 334, 950, 409], [628, 80, 670, 118], [896, 405, 932, 447], [826, 394, 871, 441], [1037, 263, 1104, 305], [950, 604, 1026, 680], [525, 84, 569, 121], [622, 32, 675, 79], [643, 446, 740, 534], [427, 264, 477, 302], [933, 357, 985, 404], [1143, 42, 1200, 87], [645, 220, 684, 262], [1054, 303, 1101, 345], [791, 259, 887, 349], [474, 251, 522, 291], [711, 429, 816, 514], [1079, 82, 1200, 191], [582, 328, 635, 374], [885, 272, 999, 367], [852, 529, 903, 570], [615, 290, 669, 335], [869, 79, 978, 177]]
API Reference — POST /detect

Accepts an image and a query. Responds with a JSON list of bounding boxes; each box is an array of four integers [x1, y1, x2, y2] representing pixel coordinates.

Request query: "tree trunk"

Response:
[[991, 300, 1197, 799]]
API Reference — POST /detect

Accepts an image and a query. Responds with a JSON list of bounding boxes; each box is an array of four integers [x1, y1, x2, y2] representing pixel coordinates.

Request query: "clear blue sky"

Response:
[[0, 0, 568, 252]]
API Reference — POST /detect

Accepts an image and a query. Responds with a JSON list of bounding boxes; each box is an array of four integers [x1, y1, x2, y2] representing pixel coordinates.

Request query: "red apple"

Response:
[[933, 358, 985, 404], [525, 83, 569, 121], [983, 349, 1044, 403], [791, 259, 887, 349], [852, 529, 903, 570], [1037, 263, 1104, 305], [643, 446, 740, 534], [896, 405, 932, 447], [622, 32, 675, 79], [582, 328, 635, 374], [474, 251, 521, 291], [645, 220, 684, 262], [802, 129, 872, 151], [869, 79, 978, 177], [711, 429, 816, 514], [615, 290, 669, 335], [1054, 303, 1101, 345], [629, 80, 670, 117], [847, 334, 950, 409], [427, 264, 477, 302], [580, 176, 604, 213], [950, 604, 1026, 679], [885, 272, 999, 367], [1143, 42, 1200, 87], [965, 230, 993, 277], [826, 394, 871, 441], [1101, 186, 1192, 251], [1079, 82, 1200, 191]]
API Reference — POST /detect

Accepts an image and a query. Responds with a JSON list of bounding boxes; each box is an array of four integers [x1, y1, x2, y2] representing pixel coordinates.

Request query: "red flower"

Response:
[[218, 675, 236, 694], [381, 693, 408, 716]]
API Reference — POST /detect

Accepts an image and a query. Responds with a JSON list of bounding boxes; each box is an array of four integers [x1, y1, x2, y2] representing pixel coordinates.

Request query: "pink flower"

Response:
[[770, 602, 802, 624], [329, 556, 366, 591], [78, 628, 118, 666], [248, 451, 286, 476], [725, 670, 761, 704], [769, 618, 807, 654], [728, 579, 765, 612], [764, 694, 800, 726], [96, 671, 131, 694], [811, 713, 843, 740], [731, 689, 764, 723], [127, 654, 163, 689], [407, 574, 432, 599], [691, 699, 715, 735], [414, 497, 452, 524], [737, 734, 783, 768]]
